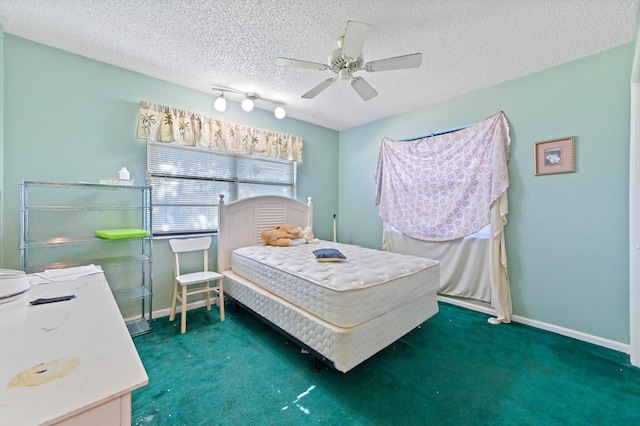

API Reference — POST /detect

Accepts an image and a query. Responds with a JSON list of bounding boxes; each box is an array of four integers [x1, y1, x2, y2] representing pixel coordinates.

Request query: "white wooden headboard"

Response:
[[217, 195, 313, 272]]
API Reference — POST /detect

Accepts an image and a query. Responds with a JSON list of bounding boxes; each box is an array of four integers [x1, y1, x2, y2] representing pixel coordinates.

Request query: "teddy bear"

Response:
[[260, 224, 302, 247]]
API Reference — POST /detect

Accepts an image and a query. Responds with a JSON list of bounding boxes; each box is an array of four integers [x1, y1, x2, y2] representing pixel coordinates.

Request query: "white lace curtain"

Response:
[[375, 112, 510, 240], [136, 101, 303, 162]]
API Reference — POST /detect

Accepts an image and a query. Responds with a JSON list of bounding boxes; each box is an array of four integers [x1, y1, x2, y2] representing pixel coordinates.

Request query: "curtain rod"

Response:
[[397, 122, 477, 142]]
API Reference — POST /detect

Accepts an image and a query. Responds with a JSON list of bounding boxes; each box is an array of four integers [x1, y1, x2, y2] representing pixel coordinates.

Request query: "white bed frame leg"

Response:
[[333, 214, 337, 242]]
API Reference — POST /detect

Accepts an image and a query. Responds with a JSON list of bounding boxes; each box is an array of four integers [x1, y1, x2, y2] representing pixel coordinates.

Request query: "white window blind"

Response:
[[147, 141, 296, 235]]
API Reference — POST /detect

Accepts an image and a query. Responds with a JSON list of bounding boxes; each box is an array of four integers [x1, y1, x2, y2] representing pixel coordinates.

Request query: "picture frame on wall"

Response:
[[534, 136, 575, 176]]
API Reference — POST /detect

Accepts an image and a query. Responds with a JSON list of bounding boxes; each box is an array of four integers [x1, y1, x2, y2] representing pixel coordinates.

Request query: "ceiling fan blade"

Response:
[[351, 77, 378, 101], [364, 53, 422, 72], [276, 57, 328, 71], [302, 78, 335, 99], [342, 21, 372, 59]]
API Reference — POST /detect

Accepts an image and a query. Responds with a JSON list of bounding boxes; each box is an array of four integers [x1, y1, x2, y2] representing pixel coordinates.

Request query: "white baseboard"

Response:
[[151, 299, 217, 320], [437, 295, 631, 355]]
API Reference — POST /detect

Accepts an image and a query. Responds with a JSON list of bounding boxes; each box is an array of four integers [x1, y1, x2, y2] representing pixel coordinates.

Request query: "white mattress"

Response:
[[232, 241, 439, 328], [223, 270, 439, 373]]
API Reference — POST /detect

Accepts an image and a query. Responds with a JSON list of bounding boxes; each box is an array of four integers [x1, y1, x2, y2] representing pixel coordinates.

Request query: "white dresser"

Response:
[[0, 272, 148, 425]]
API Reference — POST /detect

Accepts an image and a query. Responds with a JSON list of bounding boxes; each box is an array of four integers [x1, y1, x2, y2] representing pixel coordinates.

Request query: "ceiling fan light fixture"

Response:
[[214, 92, 227, 112], [275, 20, 422, 101], [274, 106, 286, 119]]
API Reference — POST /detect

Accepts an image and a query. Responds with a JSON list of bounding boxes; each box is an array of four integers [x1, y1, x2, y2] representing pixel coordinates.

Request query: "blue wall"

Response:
[[339, 43, 634, 344], [0, 27, 4, 262], [2, 35, 339, 311], [2, 32, 635, 346]]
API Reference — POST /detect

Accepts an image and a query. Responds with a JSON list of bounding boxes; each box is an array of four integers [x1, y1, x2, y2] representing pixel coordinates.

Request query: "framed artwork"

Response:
[[534, 136, 575, 176]]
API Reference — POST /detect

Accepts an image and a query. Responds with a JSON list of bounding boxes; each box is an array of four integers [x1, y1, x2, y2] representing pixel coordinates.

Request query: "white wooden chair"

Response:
[[168, 237, 225, 334]]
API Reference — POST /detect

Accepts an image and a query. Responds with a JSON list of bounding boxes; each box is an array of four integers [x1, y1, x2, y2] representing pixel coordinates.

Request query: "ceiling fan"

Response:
[[276, 20, 422, 101]]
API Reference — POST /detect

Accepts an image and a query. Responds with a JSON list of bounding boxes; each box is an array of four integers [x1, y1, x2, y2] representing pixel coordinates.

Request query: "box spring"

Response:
[[223, 270, 439, 373]]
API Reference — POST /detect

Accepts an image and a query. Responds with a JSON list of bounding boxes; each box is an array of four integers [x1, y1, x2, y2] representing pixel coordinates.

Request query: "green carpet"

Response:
[[131, 302, 640, 425]]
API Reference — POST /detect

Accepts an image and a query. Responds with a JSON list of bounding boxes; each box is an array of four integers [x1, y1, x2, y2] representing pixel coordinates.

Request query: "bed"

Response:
[[217, 195, 440, 373]]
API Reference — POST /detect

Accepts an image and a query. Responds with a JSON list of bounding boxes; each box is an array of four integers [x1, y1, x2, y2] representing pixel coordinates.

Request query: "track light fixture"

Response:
[[274, 106, 286, 119], [211, 86, 286, 119], [213, 91, 227, 112], [241, 93, 257, 112]]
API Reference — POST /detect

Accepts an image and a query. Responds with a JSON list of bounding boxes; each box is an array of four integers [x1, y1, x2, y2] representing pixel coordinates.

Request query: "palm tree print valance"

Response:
[[137, 101, 303, 162]]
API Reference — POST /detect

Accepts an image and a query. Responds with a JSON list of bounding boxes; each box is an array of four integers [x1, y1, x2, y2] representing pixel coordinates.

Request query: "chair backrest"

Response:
[[169, 237, 212, 277]]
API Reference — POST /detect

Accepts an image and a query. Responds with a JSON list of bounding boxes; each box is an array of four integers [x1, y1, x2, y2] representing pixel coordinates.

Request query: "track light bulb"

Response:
[[241, 98, 254, 112], [214, 93, 226, 112], [274, 106, 286, 119]]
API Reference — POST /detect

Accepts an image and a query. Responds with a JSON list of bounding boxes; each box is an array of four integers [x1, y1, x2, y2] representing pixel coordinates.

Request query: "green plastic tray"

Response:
[[95, 228, 150, 240]]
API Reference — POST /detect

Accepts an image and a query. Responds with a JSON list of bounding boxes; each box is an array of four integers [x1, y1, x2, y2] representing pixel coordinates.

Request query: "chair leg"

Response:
[[169, 281, 178, 322], [205, 282, 212, 311], [218, 280, 225, 322], [181, 285, 188, 334]]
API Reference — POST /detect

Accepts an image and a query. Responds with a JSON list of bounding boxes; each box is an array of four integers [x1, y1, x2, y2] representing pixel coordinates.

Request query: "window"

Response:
[[147, 141, 296, 236]]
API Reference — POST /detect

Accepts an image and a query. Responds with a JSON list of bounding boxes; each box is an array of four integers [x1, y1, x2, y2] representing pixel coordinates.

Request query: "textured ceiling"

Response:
[[0, 0, 638, 131]]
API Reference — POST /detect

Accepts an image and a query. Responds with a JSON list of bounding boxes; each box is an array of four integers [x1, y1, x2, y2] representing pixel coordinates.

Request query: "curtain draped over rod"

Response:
[[136, 101, 303, 162], [375, 111, 512, 323]]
